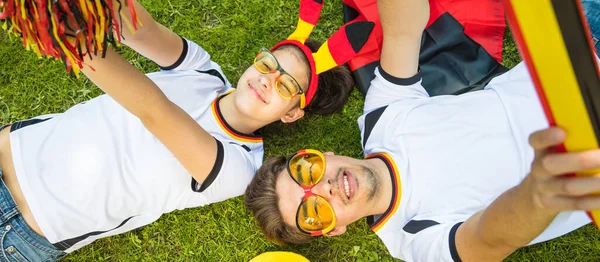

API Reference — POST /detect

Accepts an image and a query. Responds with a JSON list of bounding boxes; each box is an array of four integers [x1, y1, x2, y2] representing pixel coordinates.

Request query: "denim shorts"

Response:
[[582, 0, 600, 54], [0, 167, 65, 262]]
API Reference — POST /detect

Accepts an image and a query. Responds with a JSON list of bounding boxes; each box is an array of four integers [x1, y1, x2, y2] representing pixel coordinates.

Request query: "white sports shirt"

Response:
[[9, 38, 264, 253], [358, 62, 595, 262]]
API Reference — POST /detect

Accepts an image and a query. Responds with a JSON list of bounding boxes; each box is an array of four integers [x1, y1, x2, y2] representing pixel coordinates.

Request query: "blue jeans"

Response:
[[583, 0, 600, 54], [0, 167, 65, 262]]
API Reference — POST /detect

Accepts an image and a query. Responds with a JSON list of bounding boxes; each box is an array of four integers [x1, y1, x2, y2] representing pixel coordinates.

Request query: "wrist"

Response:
[[517, 175, 560, 216]]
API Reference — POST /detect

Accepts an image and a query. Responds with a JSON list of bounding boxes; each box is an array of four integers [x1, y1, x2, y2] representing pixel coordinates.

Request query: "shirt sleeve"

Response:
[[391, 222, 463, 262], [191, 139, 258, 204], [159, 36, 214, 71], [364, 66, 430, 113]]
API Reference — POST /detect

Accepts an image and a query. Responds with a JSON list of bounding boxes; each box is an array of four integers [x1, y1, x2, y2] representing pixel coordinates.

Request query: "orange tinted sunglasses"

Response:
[[254, 48, 307, 108], [287, 149, 336, 236]]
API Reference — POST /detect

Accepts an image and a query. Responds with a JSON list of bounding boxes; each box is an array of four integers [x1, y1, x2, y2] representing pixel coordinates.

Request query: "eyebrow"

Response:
[[289, 49, 312, 86], [276, 51, 310, 88], [281, 65, 308, 90]]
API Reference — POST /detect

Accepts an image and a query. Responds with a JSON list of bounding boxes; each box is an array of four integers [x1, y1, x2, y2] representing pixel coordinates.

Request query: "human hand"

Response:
[[524, 127, 600, 212]]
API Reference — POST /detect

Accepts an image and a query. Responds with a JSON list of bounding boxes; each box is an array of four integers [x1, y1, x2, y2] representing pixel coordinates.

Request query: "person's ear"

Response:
[[281, 107, 305, 123], [325, 226, 347, 237]]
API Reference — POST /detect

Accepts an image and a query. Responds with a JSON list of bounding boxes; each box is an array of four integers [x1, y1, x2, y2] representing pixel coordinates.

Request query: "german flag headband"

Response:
[[271, 0, 374, 109]]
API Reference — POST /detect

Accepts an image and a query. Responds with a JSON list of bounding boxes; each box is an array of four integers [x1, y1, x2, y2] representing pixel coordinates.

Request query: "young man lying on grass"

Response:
[[0, 0, 376, 260], [245, 0, 600, 261]]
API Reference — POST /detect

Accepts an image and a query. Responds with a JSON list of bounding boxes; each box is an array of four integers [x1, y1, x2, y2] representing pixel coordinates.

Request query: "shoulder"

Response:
[[159, 37, 231, 87], [190, 139, 261, 203], [359, 105, 390, 150], [364, 66, 428, 112]]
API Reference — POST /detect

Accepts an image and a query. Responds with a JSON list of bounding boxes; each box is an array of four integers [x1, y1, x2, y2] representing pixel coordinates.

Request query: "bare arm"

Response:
[[378, 0, 429, 78], [80, 46, 217, 185], [456, 127, 600, 261], [113, 0, 184, 67]]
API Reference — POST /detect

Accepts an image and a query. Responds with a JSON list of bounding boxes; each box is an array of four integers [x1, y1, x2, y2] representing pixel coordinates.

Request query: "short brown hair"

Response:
[[274, 39, 354, 115], [244, 156, 311, 245]]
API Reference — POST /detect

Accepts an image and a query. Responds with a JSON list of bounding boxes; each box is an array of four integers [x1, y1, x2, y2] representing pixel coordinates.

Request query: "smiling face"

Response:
[[234, 47, 310, 124], [275, 153, 384, 236]]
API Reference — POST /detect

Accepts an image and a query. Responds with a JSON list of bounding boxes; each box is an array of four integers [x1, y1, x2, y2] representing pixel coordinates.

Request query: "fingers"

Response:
[[526, 127, 600, 212], [539, 194, 600, 211], [542, 150, 600, 176], [534, 173, 600, 211], [529, 127, 566, 152], [529, 127, 600, 176], [543, 175, 600, 196]]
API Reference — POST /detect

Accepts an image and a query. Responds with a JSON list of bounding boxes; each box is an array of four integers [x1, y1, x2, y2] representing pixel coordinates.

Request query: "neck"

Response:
[[218, 93, 267, 134], [366, 157, 396, 216]]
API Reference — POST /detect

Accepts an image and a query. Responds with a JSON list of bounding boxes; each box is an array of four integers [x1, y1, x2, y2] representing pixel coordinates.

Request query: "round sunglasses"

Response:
[[286, 149, 337, 236]]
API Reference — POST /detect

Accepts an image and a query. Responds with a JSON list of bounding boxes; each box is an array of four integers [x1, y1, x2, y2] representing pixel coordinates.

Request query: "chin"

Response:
[[234, 96, 274, 122], [234, 94, 257, 113]]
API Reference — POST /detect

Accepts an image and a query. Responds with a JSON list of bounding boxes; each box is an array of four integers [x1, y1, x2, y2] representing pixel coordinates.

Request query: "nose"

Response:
[[258, 70, 280, 91], [311, 178, 335, 201]]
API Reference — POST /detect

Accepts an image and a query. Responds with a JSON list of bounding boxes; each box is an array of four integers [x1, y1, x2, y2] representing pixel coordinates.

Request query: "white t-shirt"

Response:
[[358, 63, 592, 262], [9, 38, 264, 253]]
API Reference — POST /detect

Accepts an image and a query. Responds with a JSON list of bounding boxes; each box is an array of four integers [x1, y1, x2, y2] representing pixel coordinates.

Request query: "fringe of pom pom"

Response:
[[0, 0, 140, 76]]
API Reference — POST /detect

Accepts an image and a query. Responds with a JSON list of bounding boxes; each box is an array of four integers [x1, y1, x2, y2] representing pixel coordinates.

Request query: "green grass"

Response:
[[1, 0, 600, 261]]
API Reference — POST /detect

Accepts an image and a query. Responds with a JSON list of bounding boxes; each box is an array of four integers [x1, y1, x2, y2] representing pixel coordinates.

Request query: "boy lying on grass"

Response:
[[0, 0, 374, 260]]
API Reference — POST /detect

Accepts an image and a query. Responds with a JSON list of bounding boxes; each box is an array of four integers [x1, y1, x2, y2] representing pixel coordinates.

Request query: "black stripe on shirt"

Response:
[[52, 216, 135, 250], [229, 142, 252, 152], [378, 66, 422, 86], [402, 219, 440, 234], [159, 36, 189, 70], [191, 138, 224, 193], [449, 222, 464, 262], [10, 118, 52, 132], [362, 106, 387, 148], [196, 69, 227, 85]]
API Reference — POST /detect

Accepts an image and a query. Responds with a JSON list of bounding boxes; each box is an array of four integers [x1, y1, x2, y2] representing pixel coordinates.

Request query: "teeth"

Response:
[[344, 174, 350, 199]]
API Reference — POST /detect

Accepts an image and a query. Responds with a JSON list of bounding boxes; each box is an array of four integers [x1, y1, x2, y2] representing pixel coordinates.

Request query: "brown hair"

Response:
[[274, 39, 355, 115], [244, 156, 312, 245]]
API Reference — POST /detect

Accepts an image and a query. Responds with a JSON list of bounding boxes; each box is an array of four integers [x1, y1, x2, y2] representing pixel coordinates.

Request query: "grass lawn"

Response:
[[2, 0, 600, 261]]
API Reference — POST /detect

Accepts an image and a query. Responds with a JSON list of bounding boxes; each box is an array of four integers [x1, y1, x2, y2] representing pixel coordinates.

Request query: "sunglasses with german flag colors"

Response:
[[287, 149, 337, 236], [253, 48, 306, 107]]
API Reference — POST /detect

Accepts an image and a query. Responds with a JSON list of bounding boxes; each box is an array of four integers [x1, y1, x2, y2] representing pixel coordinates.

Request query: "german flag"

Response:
[[343, 0, 508, 96], [504, 0, 600, 227]]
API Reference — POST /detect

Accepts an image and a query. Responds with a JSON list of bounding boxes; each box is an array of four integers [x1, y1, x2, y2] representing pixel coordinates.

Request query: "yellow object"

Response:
[[504, 0, 600, 226], [312, 41, 336, 74], [249, 252, 310, 262], [287, 19, 315, 44]]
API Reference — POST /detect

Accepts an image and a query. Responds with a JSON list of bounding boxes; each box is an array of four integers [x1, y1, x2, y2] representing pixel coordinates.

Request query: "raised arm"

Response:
[[112, 0, 184, 67], [378, 0, 429, 78], [78, 44, 217, 185], [456, 127, 600, 261]]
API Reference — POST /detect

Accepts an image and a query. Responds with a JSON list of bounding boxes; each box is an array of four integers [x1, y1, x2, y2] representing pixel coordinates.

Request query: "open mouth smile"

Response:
[[339, 170, 356, 202]]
